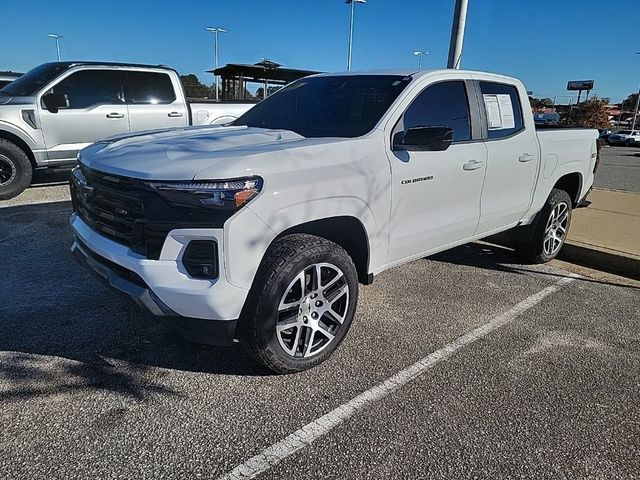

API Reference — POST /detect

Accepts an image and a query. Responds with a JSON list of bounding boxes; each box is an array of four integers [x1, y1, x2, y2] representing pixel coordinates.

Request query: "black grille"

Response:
[[71, 165, 236, 260], [71, 169, 145, 247]]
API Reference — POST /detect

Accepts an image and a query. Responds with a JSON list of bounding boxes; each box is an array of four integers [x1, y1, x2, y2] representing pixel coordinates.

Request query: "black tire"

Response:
[[238, 234, 359, 374], [0, 139, 33, 200], [514, 188, 573, 263]]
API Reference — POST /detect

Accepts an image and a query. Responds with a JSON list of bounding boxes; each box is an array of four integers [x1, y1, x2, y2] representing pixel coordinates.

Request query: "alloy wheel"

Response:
[[276, 262, 349, 358], [543, 201, 569, 256]]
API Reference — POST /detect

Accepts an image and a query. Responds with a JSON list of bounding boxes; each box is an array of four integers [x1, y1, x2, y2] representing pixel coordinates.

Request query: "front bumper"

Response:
[[70, 213, 248, 345]]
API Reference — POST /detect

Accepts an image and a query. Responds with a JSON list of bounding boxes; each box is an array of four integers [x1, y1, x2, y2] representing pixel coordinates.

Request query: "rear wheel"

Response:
[[0, 139, 32, 200], [238, 234, 358, 374], [515, 188, 572, 263]]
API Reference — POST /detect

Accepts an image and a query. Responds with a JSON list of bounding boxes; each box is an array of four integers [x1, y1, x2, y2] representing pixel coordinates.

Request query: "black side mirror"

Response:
[[42, 93, 69, 113], [394, 126, 454, 152]]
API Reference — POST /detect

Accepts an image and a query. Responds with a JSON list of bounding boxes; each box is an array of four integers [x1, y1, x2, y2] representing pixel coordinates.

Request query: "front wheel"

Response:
[[238, 234, 359, 374], [515, 188, 572, 263], [0, 139, 33, 200]]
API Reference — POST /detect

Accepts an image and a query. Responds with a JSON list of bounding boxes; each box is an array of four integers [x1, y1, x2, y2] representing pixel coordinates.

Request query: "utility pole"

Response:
[[346, 0, 366, 71], [205, 27, 228, 101], [48, 34, 63, 61], [447, 0, 468, 69]]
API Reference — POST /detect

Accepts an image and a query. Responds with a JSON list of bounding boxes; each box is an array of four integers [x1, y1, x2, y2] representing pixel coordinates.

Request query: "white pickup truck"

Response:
[[69, 69, 599, 373], [0, 61, 253, 199]]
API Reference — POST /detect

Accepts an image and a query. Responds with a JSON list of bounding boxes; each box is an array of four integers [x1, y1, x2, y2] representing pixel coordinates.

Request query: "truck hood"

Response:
[[79, 125, 309, 180], [0, 94, 36, 106]]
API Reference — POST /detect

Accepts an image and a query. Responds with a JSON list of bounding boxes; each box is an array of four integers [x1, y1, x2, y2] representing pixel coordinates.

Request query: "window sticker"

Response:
[[483, 94, 515, 130]]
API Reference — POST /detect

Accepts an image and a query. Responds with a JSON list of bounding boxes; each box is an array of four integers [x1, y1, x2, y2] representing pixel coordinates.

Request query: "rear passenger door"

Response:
[[474, 80, 539, 235], [125, 71, 189, 132]]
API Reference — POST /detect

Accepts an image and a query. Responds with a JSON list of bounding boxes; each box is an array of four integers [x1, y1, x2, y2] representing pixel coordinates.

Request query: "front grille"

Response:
[[71, 165, 235, 260], [71, 170, 145, 248]]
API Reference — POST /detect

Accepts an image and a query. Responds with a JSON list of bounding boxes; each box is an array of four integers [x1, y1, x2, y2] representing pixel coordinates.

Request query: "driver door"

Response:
[[39, 69, 129, 162], [387, 78, 487, 262]]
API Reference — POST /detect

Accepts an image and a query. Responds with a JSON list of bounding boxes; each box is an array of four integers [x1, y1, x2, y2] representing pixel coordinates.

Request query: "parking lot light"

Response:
[[413, 51, 429, 69], [345, 0, 367, 71], [631, 52, 640, 131], [47, 34, 63, 62], [205, 27, 228, 102]]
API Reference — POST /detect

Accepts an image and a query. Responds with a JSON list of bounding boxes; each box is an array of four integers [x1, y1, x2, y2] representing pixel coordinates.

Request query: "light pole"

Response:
[[205, 27, 227, 101], [413, 51, 429, 69], [447, 0, 468, 69], [345, 0, 366, 71], [48, 34, 63, 61], [631, 52, 640, 131]]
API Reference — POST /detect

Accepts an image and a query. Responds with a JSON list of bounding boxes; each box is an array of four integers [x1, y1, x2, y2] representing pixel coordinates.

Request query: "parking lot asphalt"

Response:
[[1, 186, 639, 480], [595, 146, 640, 193]]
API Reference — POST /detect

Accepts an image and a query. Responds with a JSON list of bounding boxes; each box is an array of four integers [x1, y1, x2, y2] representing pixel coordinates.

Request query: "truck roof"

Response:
[[313, 69, 521, 84], [39, 61, 177, 71]]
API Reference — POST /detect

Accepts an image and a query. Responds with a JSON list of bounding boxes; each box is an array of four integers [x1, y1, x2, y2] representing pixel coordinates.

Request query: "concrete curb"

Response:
[[558, 241, 640, 281]]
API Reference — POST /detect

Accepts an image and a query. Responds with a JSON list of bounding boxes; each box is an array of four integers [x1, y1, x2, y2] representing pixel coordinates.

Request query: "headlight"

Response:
[[144, 177, 263, 210]]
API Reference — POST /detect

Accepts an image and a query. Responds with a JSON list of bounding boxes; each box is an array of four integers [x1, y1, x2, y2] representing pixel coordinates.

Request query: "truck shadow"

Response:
[[430, 239, 639, 290], [0, 201, 270, 403], [29, 168, 73, 188]]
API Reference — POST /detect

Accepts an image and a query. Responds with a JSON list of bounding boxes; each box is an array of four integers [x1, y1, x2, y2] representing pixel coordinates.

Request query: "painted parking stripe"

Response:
[[218, 275, 577, 480]]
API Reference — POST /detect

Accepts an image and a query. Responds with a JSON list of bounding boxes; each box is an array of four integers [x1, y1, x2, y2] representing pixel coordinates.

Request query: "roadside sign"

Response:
[[567, 80, 594, 91]]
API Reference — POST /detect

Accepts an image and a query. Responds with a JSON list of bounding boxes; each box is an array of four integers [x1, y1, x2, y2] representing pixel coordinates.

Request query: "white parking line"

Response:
[[217, 275, 577, 480]]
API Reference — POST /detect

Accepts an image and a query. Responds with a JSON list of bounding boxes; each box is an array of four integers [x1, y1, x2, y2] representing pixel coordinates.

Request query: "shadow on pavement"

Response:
[[0, 201, 270, 403], [431, 240, 639, 291], [29, 168, 73, 188]]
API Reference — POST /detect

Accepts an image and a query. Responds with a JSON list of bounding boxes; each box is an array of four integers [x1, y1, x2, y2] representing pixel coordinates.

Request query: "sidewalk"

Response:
[[560, 188, 640, 279]]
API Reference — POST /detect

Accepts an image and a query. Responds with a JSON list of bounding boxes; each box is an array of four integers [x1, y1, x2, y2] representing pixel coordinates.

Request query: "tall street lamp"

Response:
[[345, 0, 366, 71], [205, 27, 228, 101], [631, 52, 640, 131], [413, 50, 429, 69], [48, 34, 63, 61]]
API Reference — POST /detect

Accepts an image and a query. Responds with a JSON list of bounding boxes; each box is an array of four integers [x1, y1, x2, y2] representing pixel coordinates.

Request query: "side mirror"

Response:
[[42, 93, 69, 113], [393, 126, 454, 152]]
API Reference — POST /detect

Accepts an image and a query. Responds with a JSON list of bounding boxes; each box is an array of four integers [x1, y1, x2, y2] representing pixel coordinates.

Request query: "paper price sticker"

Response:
[[483, 94, 515, 130]]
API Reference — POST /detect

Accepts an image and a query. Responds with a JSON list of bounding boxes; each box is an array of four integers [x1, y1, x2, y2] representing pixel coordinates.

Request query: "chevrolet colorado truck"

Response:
[[69, 70, 599, 373], [0, 61, 252, 199]]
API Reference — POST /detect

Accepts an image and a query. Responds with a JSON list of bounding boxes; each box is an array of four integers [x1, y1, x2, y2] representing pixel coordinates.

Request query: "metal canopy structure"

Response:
[[209, 60, 320, 101]]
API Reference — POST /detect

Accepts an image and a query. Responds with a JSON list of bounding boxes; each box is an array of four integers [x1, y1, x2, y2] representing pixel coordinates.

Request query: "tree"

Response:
[[560, 98, 610, 129], [621, 92, 639, 112], [529, 97, 553, 111], [180, 74, 212, 98]]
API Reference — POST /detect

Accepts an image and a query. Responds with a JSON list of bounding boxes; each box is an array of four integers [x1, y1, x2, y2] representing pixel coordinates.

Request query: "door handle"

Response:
[[519, 153, 535, 162], [106, 112, 125, 119], [463, 160, 484, 171], [168, 112, 184, 117]]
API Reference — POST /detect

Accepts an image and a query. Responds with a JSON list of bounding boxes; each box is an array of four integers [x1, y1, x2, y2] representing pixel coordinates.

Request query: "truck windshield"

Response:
[[0, 63, 68, 97], [234, 75, 412, 138]]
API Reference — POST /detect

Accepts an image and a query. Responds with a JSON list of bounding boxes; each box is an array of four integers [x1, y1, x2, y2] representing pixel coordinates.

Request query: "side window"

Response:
[[479, 81, 524, 139], [126, 72, 176, 104], [403, 81, 471, 142], [50, 70, 123, 109]]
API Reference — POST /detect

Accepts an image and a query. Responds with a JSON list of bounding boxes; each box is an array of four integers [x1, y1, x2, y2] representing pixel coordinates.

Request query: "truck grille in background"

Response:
[[70, 168, 145, 250]]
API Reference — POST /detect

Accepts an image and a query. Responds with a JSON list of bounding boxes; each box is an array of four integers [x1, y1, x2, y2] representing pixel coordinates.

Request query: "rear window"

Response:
[[480, 81, 524, 139], [126, 71, 176, 104]]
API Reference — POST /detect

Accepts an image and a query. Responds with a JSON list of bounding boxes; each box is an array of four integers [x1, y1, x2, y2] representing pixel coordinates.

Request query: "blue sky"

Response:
[[2, 0, 639, 103]]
